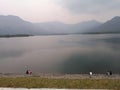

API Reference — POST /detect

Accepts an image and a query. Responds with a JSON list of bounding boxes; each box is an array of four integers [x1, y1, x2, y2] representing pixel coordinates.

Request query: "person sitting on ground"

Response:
[[29, 71, 32, 75], [106, 71, 112, 76], [109, 71, 112, 75], [89, 71, 93, 76], [89, 71, 93, 78], [26, 70, 29, 74]]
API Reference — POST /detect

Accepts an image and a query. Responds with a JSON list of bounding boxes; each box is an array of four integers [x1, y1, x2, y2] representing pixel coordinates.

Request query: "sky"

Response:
[[0, 0, 120, 24]]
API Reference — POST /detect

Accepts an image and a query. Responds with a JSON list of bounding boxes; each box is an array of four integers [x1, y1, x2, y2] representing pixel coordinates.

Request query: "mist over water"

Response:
[[0, 34, 120, 74]]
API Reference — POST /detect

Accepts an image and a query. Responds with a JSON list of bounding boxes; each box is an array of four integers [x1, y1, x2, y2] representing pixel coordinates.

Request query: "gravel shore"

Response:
[[0, 73, 120, 79], [0, 88, 109, 90]]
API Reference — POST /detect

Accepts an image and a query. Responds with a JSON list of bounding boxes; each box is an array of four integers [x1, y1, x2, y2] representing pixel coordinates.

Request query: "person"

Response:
[[29, 71, 32, 75], [106, 71, 112, 76], [106, 71, 110, 75], [89, 71, 93, 78], [109, 71, 112, 75], [26, 70, 29, 74], [89, 71, 93, 75]]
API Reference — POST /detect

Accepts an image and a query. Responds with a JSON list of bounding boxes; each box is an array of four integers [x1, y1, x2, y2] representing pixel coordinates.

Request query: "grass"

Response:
[[0, 77, 119, 89]]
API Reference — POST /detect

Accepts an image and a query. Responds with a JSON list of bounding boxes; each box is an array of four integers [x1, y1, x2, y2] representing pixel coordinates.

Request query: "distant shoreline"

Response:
[[0, 33, 120, 38], [0, 34, 32, 38]]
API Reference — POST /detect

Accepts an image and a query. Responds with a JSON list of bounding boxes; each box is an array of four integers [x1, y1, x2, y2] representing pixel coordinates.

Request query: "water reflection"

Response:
[[0, 34, 120, 74]]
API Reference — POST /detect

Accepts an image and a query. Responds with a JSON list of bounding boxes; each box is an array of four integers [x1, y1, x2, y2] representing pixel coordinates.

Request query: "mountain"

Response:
[[35, 22, 71, 34], [87, 16, 120, 34], [0, 15, 45, 35], [0, 15, 120, 35], [72, 20, 101, 33], [35, 20, 101, 34]]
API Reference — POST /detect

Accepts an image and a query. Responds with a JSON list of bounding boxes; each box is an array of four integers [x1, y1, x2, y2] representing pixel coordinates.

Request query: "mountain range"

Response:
[[0, 15, 120, 35]]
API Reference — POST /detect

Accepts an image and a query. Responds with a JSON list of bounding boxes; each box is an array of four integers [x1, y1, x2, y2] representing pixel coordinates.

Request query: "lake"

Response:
[[0, 34, 120, 74]]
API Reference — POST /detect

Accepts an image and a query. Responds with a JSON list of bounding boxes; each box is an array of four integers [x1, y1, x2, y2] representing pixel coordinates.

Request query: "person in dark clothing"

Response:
[[26, 70, 29, 74], [109, 71, 112, 75]]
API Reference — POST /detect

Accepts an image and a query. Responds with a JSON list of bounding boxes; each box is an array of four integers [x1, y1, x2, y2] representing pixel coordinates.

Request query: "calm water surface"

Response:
[[0, 34, 120, 74]]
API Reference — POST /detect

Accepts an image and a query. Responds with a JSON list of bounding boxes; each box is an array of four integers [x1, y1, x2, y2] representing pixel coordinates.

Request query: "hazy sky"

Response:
[[0, 0, 120, 24]]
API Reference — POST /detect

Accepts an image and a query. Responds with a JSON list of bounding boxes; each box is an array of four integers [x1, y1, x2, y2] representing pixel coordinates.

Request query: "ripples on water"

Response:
[[0, 34, 120, 74]]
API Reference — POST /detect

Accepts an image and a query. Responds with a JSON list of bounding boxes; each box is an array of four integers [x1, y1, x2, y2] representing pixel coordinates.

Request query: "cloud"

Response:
[[54, 0, 120, 14], [0, 0, 120, 23]]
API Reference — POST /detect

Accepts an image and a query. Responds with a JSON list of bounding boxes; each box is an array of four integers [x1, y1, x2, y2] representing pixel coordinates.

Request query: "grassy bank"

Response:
[[0, 77, 120, 89]]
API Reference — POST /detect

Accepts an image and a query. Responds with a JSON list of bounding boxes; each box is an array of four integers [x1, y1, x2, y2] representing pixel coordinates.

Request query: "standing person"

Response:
[[106, 71, 112, 76]]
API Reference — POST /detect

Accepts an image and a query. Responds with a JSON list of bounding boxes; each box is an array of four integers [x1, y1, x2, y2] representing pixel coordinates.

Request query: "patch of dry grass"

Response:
[[0, 77, 119, 89]]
